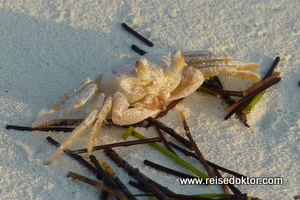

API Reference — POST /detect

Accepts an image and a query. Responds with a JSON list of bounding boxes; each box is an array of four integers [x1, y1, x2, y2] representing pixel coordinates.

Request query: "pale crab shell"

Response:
[[99, 53, 183, 105]]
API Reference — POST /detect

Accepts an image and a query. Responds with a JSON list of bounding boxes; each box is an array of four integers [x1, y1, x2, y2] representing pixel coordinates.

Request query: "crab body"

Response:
[[32, 50, 260, 163]]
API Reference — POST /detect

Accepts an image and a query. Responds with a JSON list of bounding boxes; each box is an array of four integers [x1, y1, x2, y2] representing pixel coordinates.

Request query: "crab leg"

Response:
[[198, 65, 260, 82], [87, 96, 112, 155], [47, 93, 108, 164]]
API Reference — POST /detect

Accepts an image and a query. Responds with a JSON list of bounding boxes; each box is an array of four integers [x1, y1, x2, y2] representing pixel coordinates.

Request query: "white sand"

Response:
[[0, 1, 299, 199]]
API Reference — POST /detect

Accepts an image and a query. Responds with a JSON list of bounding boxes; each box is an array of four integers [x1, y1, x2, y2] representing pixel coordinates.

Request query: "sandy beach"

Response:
[[0, 1, 299, 199]]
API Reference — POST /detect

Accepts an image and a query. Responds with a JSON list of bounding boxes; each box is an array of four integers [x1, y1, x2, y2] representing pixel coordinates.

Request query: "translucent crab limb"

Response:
[[111, 92, 160, 126], [50, 77, 100, 112], [87, 96, 112, 155], [199, 65, 260, 82], [48, 93, 109, 164], [32, 83, 98, 128]]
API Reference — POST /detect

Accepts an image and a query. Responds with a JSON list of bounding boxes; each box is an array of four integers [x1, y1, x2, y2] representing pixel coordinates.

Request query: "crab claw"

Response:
[[171, 50, 186, 74]]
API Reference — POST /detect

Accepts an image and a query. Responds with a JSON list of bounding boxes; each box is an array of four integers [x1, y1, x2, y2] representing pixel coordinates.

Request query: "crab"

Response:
[[32, 50, 260, 164]]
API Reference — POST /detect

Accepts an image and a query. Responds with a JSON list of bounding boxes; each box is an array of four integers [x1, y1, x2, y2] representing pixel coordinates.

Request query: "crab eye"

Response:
[[135, 57, 150, 81], [171, 50, 185, 73]]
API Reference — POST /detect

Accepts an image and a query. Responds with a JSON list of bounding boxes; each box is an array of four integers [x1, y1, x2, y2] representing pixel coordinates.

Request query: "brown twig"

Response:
[[71, 137, 161, 154], [226, 77, 281, 113], [179, 110, 214, 177], [67, 171, 129, 200], [155, 98, 185, 119]]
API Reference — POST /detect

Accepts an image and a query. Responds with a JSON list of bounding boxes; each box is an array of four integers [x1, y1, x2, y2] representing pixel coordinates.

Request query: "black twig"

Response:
[[147, 117, 192, 148], [121, 23, 154, 47], [263, 56, 280, 80], [6, 125, 74, 132], [131, 44, 147, 55], [144, 159, 197, 179]]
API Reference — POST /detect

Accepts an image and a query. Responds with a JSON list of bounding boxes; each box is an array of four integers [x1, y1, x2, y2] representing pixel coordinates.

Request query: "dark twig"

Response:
[[131, 44, 147, 55], [71, 137, 161, 154], [67, 171, 129, 200], [6, 125, 74, 132], [89, 155, 119, 191], [121, 23, 154, 47], [154, 126, 177, 155], [262, 57, 280, 80], [179, 110, 214, 177], [100, 159, 138, 200], [128, 180, 151, 193], [147, 117, 192, 148], [144, 159, 197, 179], [104, 148, 176, 197]]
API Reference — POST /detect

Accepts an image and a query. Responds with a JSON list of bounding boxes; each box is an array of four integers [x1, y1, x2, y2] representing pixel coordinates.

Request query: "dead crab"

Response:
[[32, 50, 260, 163]]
